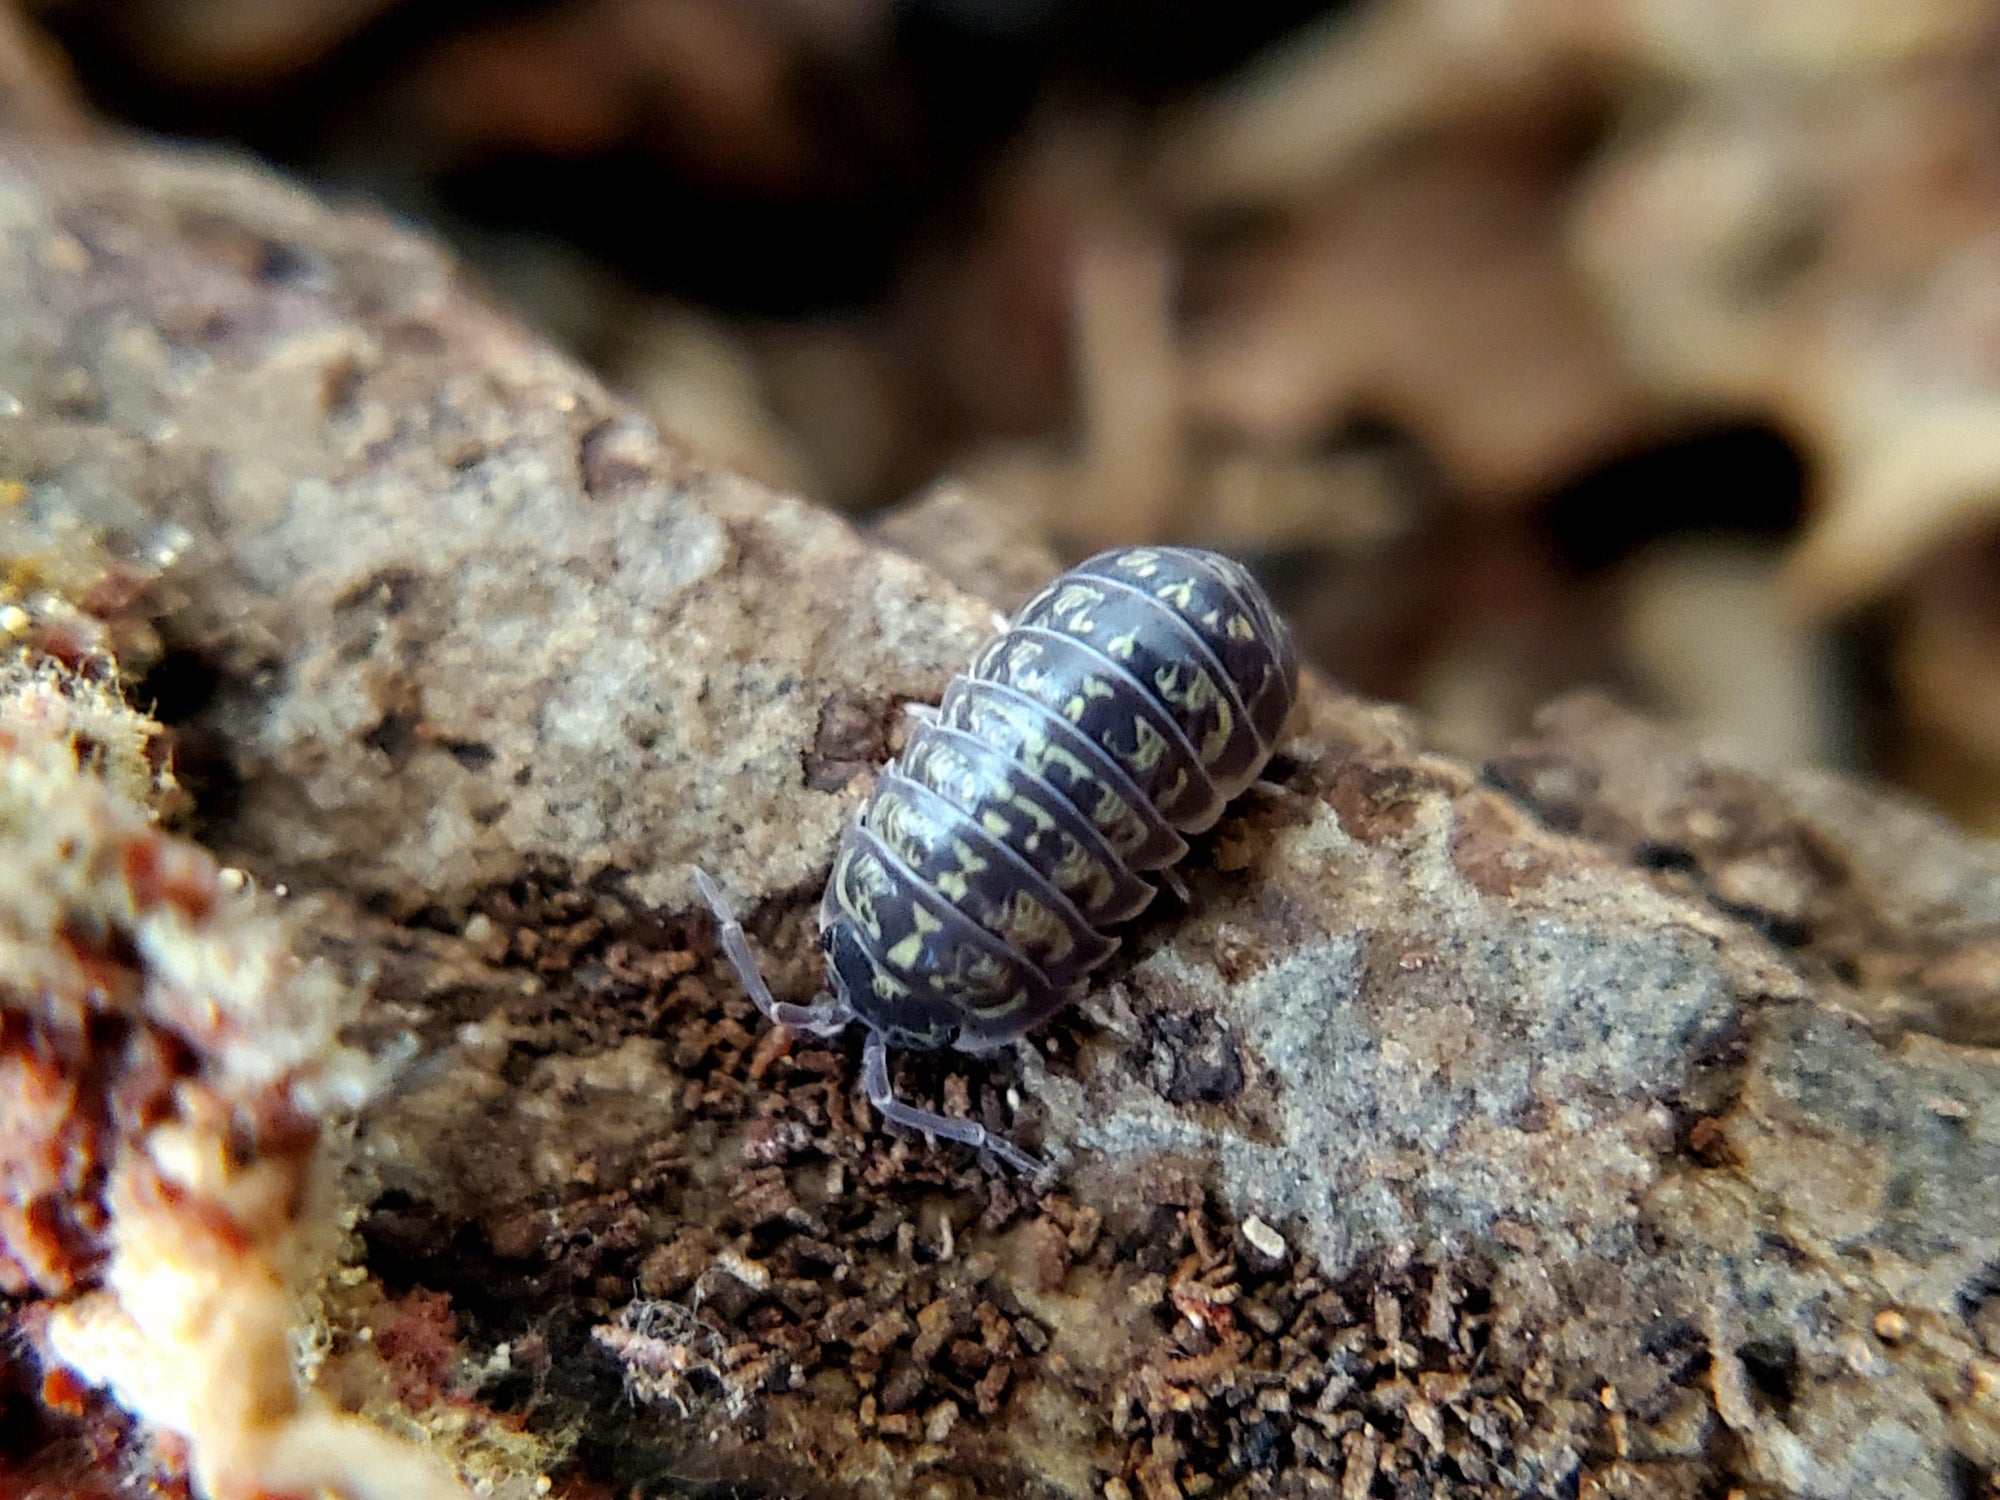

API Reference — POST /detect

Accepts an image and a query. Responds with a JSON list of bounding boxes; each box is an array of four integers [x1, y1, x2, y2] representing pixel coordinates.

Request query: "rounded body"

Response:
[[820, 546, 1298, 1053]]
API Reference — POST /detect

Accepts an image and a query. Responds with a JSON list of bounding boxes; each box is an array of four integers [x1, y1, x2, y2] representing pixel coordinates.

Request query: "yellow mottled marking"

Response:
[[1052, 582, 1105, 633], [970, 987, 1030, 1019], [1200, 718, 1232, 766], [1054, 843, 1107, 905], [961, 951, 1004, 986], [1020, 737, 1086, 786], [1091, 784, 1142, 847], [1117, 550, 1164, 579], [998, 638, 1044, 676], [1155, 663, 1232, 766], [1153, 663, 1212, 714], [933, 838, 989, 902], [996, 890, 1072, 963], [870, 792, 939, 872], [1063, 674, 1115, 724], [1007, 790, 1054, 831], [838, 850, 886, 938], [1128, 717, 1168, 774]]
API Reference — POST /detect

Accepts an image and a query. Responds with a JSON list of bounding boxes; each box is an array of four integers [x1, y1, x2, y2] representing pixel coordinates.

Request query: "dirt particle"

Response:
[[1145, 1010, 1245, 1106], [1450, 791, 1558, 898], [1239, 1215, 1287, 1269], [1320, 760, 1434, 844], [804, 692, 890, 791], [1023, 1216, 1070, 1293]]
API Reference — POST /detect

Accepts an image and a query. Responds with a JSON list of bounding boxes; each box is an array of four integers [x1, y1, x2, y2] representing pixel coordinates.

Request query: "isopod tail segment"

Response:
[[692, 869, 1046, 1176]]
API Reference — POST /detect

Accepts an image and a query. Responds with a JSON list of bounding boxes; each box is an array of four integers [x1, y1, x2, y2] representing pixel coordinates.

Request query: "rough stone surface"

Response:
[[2, 130, 1999, 1499]]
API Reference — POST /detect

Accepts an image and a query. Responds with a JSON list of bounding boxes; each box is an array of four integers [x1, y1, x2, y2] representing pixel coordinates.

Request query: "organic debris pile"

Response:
[[349, 859, 1057, 1493], [1101, 1208, 1568, 1500], [378, 881, 1582, 1499]]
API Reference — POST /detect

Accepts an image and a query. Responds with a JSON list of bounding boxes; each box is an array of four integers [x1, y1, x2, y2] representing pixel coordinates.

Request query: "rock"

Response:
[[2, 128, 1998, 1499], [871, 478, 1068, 616]]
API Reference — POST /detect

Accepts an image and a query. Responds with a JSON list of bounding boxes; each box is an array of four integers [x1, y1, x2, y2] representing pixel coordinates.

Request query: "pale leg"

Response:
[[862, 1031, 1043, 1175], [693, 869, 853, 1036]]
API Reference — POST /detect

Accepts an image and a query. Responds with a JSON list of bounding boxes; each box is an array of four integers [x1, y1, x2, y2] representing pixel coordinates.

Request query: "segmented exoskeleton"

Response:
[[698, 545, 1298, 1172]]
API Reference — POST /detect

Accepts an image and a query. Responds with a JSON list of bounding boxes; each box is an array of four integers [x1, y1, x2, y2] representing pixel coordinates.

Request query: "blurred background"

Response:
[[11, 0, 2000, 830]]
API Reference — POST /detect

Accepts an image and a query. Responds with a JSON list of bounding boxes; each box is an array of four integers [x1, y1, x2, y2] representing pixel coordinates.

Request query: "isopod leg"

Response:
[[693, 869, 853, 1036], [1160, 865, 1191, 904], [862, 1030, 1044, 1176]]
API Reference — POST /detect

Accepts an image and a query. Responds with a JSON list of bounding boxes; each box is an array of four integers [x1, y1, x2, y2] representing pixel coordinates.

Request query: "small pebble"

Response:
[[1241, 1215, 1287, 1265]]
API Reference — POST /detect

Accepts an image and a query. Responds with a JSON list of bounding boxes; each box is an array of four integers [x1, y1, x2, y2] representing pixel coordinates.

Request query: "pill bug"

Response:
[[698, 544, 1298, 1173]]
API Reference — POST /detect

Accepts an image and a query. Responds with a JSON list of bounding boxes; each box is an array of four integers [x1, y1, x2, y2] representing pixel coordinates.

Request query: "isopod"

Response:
[[698, 545, 1298, 1172]]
